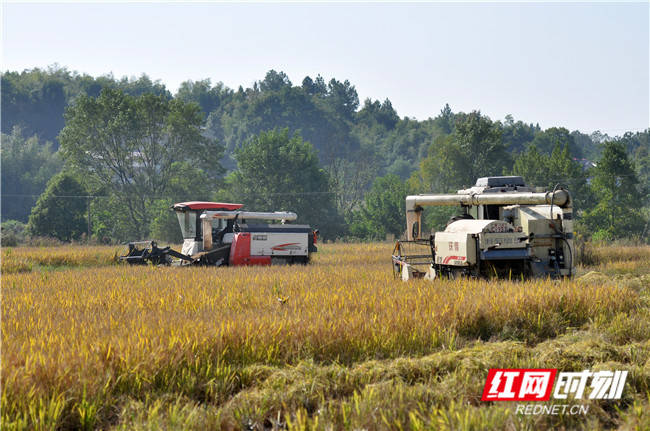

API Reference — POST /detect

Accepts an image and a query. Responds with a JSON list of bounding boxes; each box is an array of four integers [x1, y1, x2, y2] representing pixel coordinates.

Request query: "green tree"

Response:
[[454, 111, 509, 183], [357, 98, 399, 130], [1, 220, 28, 246], [529, 127, 582, 158], [412, 135, 467, 193], [355, 115, 440, 175], [59, 88, 222, 239], [349, 174, 408, 239], [229, 128, 339, 237], [546, 144, 591, 211], [1, 67, 70, 142], [258, 70, 292, 92], [116, 74, 171, 99], [27, 172, 87, 241], [88, 193, 137, 243], [619, 130, 649, 205], [509, 144, 591, 212], [324, 78, 359, 121], [1, 126, 62, 222], [1, 67, 171, 142], [500, 115, 537, 153], [412, 112, 509, 194], [636, 145, 650, 205], [328, 156, 380, 219], [571, 130, 600, 160], [582, 140, 646, 240], [175, 79, 232, 119], [509, 145, 550, 187], [149, 200, 183, 244], [206, 72, 359, 168], [434, 103, 454, 134], [301, 75, 328, 97]]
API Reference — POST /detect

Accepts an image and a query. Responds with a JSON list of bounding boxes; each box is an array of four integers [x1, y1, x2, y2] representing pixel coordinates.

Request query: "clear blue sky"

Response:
[[2, 2, 648, 135]]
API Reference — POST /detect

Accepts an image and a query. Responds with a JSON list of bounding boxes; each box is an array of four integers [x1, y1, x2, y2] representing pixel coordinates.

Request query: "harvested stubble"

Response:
[[1, 243, 648, 430], [1, 245, 120, 274]]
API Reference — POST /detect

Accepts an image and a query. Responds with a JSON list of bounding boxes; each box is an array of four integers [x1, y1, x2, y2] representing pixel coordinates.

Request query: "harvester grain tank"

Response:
[[392, 176, 574, 280], [120, 201, 318, 266]]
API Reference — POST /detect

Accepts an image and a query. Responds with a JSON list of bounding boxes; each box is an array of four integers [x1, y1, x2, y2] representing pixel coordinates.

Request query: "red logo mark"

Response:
[[271, 242, 300, 251], [482, 369, 557, 401], [442, 255, 466, 264]]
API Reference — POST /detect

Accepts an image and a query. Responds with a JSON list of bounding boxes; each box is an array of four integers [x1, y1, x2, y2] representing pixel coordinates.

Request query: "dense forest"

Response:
[[1, 66, 648, 244]]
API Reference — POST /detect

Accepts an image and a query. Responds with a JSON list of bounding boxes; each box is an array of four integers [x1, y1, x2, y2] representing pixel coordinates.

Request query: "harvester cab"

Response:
[[173, 201, 243, 257], [392, 176, 574, 281], [120, 201, 318, 266]]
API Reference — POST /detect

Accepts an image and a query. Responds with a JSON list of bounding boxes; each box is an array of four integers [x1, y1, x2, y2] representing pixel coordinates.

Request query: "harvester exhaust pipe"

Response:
[[201, 211, 298, 221]]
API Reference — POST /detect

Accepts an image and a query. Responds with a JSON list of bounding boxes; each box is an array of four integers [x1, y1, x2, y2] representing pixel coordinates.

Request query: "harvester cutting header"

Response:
[[121, 201, 318, 266], [393, 176, 574, 280]]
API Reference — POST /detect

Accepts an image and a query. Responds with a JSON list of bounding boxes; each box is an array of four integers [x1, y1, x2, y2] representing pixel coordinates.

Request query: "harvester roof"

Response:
[[172, 202, 243, 211]]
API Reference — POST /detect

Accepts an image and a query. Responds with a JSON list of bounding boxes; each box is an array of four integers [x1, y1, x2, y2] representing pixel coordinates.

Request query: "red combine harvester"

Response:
[[120, 201, 318, 266]]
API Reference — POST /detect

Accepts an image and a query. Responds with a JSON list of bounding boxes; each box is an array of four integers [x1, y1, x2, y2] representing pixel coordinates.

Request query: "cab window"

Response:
[[176, 211, 197, 239]]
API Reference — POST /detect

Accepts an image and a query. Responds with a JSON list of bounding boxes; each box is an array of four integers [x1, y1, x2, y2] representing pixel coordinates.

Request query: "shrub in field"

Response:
[[27, 172, 88, 241], [1, 220, 28, 246]]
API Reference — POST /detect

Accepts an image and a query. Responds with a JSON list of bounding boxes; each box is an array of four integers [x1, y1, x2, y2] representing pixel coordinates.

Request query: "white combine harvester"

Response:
[[121, 201, 318, 266], [392, 176, 574, 280]]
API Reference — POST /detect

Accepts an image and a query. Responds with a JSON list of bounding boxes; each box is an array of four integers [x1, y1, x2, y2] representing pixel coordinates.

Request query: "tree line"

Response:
[[1, 66, 648, 245]]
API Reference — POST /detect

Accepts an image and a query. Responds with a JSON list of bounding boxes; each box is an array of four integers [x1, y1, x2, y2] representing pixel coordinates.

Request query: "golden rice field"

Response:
[[2, 243, 650, 430], [1, 245, 120, 274]]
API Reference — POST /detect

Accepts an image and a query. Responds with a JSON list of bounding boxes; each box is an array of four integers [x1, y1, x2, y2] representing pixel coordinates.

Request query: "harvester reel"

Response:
[[119, 241, 193, 266], [391, 238, 436, 281]]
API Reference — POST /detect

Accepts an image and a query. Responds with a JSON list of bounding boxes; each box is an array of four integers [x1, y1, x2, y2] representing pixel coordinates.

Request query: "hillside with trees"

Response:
[[2, 66, 648, 243]]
